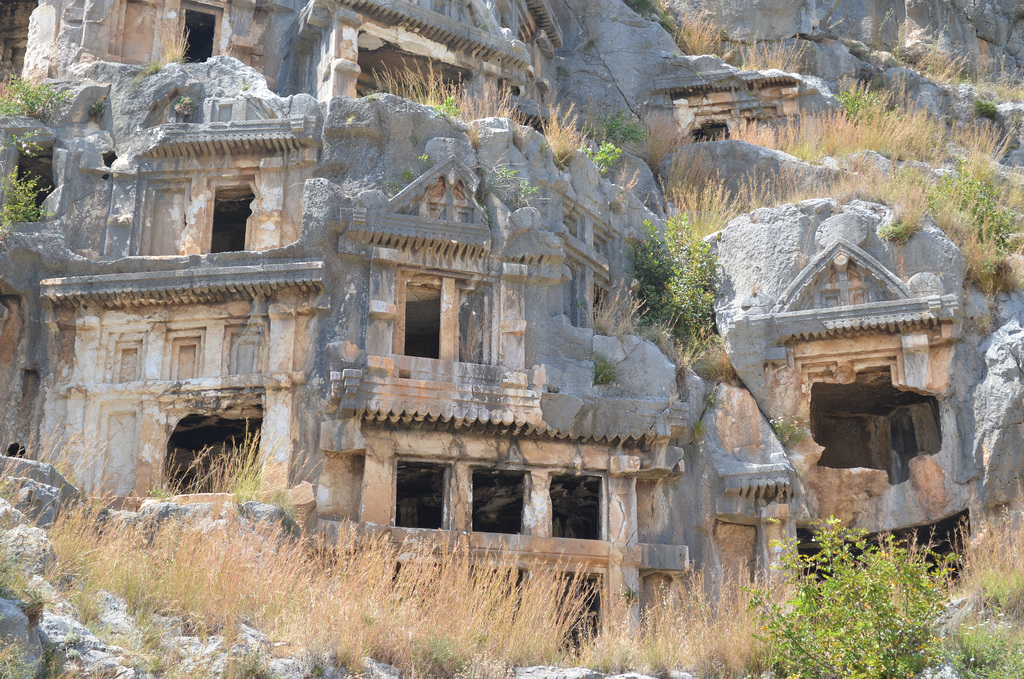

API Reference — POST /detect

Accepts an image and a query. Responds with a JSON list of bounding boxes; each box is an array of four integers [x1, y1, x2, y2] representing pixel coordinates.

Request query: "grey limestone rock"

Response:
[[515, 668, 605, 679], [0, 597, 41, 670], [0, 524, 54, 576]]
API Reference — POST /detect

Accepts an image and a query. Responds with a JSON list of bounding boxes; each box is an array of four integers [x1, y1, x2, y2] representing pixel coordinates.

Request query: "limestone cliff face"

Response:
[[0, 0, 1022, 603]]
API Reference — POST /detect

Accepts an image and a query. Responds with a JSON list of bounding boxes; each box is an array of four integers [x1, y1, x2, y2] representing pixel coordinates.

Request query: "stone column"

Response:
[[325, 9, 361, 100], [499, 262, 528, 371], [360, 448, 394, 526], [522, 469, 551, 537], [262, 302, 298, 488], [756, 502, 794, 582], [252, 158, 285, 250], [608, 463, 640, 622], [439, 277, 458, 362], [366, 247, 399, 356], [448, 461, 473, 532]]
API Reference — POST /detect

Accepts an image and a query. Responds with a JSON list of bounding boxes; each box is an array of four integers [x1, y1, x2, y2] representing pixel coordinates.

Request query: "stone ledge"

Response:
[[41, 261, 325, 308]]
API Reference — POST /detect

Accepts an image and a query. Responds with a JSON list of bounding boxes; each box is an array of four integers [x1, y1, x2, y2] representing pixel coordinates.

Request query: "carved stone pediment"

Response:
[[388, 155, 486, 224], [344, 156, 492, 257], [776, 239, 911, 313]]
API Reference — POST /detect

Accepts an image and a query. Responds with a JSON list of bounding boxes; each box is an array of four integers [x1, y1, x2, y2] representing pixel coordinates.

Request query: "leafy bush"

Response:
[[973, 97, 998, 120], [489, 166, 538, 209], [434, 95, 461, 118], [582, 142, 623, 175], [878, 220, 919, 245], [0, 76, 70, 121], [750, 517, 953, 679], [838, 86, 883, 120], [630, 216, 717, 345], [930, 159, 1018, 250], [594, 109, 647, 146], [1, 169, 48, 230]]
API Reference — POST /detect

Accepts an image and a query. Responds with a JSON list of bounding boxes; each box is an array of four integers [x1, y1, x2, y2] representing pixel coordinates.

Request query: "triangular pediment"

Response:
[[775, 239, 911, 313], [387, 155, 486, 225]]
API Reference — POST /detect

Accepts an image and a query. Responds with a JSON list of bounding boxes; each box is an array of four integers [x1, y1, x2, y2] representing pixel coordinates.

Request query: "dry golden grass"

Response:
[[673, 11, 724, 57], [643, 112, 687, 175], [47, 510, 596, 677], [576, 572, 767, 676], [592, 290, 643, 337], [737, 40, 805, 73], [158, 21, 188, 66], [541, 102, 587, 169], [370, 64, 520, 125], [730, 87, 952, 164]]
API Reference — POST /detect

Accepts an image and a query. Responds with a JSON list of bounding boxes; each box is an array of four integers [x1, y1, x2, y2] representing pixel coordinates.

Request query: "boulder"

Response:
[[0, 525, 54, 576], [0, 598, 41, 671]]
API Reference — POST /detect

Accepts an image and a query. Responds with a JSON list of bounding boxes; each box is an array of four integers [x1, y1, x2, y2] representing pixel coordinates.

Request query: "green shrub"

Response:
[[974, 97, 998, 120], [930, 159, 1018, 250], [594, 109, 647, 146], [838, 87, 883, 119], [750, 517, 953, 679], [878, 220, 919, 245], [582, 142, 623, 175], [433, 95, 461, 118], [630, 215, 717, 345], [489, 166, 539, 209], [0, 169, 48, 230], [0, 76, 70, 121], [593, 354, 618, 385]]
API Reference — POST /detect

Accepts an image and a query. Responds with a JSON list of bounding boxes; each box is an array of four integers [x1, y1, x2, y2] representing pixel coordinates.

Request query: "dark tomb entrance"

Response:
[[165, 411, 262, 493], [811, 370, 941, 484], [210, 188, 253, 252], [184, 10, 216, 63]]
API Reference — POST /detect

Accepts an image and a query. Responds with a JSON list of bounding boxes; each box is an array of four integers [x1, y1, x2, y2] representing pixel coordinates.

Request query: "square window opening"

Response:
[[471, 469, 526, 534], [404, 284, 441, 359], [551, 474, 601, 540], [811, 369, 942, 485], [183, 10, 216, 63], [210, 188, 253, 253], [395, 461, 445, 529]]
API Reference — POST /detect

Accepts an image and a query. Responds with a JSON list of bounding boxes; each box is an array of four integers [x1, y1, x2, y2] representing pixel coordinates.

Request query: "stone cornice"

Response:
[[41, 261, 325, 308], [342, 0, 532, 70], [654, 69, 798, 96], [138, 117, 319, 158], [345, 208, 492, 258], [738, 294, 960, 342]]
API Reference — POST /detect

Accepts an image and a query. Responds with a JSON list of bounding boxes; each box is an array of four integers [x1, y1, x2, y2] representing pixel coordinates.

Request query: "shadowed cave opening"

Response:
[[551, 474, 601, 540], [355, 41, 469, 97], [692, 123, 730, 141], [18, 150, 54, 209], [210, 188, 253, 253], [184, 10, 216, 63], [811, 370, 941, 485], [165, 411, 262, 493], [404, 284, 441, 359], [797, 509, 970, 567], [472, 469, 525, 534], [5, 442, 25, 458], [0, 0, 34, 79], [395, 461, 445, 529]]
